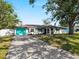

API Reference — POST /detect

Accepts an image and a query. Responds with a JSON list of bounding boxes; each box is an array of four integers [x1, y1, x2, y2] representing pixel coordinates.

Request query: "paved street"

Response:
[[6, 36, 74, 59]]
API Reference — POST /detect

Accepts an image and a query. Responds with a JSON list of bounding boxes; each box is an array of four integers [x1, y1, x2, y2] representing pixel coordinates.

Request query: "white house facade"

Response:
[[23, 24, 66, 35]]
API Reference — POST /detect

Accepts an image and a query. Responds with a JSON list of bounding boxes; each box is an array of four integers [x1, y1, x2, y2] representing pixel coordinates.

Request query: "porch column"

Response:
[[49, 28, 51, 35], [29, 28, 31, 34], [42, 29, 44, 34], [34, 28, 36, 34], [53, 28, 55, 34]]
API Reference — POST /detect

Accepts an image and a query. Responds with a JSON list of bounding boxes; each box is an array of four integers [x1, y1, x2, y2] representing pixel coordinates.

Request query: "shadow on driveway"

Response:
[[6, 36, 74, 59]]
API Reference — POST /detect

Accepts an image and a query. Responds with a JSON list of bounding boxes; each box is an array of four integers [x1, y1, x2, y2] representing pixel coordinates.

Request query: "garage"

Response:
[[15, 27, 28, 36]]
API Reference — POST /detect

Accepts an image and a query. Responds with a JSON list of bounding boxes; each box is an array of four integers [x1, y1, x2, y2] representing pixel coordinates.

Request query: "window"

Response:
[[38, 28, 42, 32], [30, 28, 34, 32]]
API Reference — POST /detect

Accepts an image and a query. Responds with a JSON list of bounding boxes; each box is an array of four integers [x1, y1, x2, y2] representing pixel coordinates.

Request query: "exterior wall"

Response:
[[36, 28, 43, 34], [53, 28, 64, 34], [24, 25, 67, 35], [27, 27, 66, 35], [28, 28, 43, 34], [28, 28, 36, 34]]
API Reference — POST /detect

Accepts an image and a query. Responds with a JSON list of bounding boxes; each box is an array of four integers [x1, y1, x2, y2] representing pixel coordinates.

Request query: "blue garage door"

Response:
[[16, 27, 28, 36]]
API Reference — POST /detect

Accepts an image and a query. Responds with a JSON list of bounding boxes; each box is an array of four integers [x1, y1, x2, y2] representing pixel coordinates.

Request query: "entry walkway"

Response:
[[6, 36, 74, 59]]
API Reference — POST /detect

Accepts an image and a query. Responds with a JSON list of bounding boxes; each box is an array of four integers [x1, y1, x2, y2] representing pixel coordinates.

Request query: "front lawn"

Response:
[[0, 36, 13, 59], [39, 34, 79, 55]]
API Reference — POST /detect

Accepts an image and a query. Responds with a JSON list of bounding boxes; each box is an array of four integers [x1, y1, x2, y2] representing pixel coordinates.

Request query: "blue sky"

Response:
[[5, 0, 52, 25]]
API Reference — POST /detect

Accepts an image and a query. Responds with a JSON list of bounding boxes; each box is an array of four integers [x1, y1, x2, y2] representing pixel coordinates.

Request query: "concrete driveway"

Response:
[[6, 36, 74, 59]]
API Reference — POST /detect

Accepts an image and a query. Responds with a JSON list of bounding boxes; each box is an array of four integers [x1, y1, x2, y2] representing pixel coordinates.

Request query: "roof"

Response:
[[23, 24, 67, 29]]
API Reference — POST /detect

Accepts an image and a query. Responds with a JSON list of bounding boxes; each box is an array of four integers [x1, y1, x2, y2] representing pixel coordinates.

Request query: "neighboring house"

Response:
[[23, 24, 67, 35], [0, 29, 14, 37]]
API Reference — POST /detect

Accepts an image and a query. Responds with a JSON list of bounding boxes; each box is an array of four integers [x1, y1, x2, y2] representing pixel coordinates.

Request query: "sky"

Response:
[[5, 0, 52, 25]]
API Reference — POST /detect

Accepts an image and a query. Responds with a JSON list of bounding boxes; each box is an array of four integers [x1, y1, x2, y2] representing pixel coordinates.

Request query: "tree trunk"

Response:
[[68, 20, 74, 35]]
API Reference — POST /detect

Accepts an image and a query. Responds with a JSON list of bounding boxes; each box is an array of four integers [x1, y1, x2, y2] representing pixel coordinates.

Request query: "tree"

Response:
[[29, 0, 79, 35], [0, 0, 19, 29], [43, 19, 51, 26]]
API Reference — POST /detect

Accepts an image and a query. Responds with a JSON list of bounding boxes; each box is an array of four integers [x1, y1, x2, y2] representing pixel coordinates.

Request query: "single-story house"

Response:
[[0, 24, 67, 37], [22, 24, 67, 35]]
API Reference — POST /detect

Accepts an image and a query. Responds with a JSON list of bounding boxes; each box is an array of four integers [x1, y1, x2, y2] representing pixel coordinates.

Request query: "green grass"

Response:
[[0, 49, 8, 59], [0, 36, 13, 59], [39, 34, 79, 55]]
